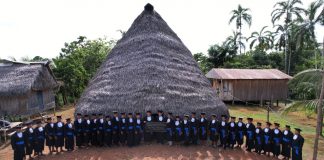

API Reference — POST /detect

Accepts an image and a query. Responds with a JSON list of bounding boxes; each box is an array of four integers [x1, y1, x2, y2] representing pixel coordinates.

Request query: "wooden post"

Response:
[[276, 100, 279, 107], [266, 101, 270, 122]]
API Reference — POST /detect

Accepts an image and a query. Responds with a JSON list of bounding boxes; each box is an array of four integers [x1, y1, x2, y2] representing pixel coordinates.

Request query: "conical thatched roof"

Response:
[[75, 4, 228, 118]]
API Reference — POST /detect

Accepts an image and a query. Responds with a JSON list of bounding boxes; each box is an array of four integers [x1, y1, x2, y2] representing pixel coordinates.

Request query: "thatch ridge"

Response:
[[75, 4, 229, 118], [0, 60, 58, 97]]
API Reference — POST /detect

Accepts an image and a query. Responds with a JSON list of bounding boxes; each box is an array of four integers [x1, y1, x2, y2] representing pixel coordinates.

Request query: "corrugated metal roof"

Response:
[[206, 68, 292, 80]]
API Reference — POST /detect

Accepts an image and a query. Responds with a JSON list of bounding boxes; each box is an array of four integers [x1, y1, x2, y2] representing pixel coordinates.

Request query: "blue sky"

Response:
[[0, 0, 323, 60]]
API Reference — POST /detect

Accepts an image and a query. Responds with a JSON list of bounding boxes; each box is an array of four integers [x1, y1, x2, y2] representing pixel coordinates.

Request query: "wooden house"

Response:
[[206, 68, 292, 103], [0, 60, 58, 116]]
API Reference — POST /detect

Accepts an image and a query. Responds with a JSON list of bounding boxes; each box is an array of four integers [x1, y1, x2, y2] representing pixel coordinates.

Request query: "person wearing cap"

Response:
[[236, 117, 245, 148], [45, 117, 55, 153], [190, 112, 199, 145], [183, 115, 191, 146], [64, 118, 74, 151], [174, 115, 183, 143], [199, 112, 208, 145], [55, 116, 65, 152], [24, 120, 35, 158], [245, 117, 255, 152], [82, 114, 91, 147], [254, 122, 263, 155], [228, 116, 237, 149], [34, 121, 45, 156], [282, 125, 293, 160], [120, 112, 127, 146], [90, 113, 98, 146], [263, 122, 273, 156], [155, 110, 166, 144], [209, 114, 219, 148], [272, 123, 282, 158], [11, 126, 25, 160], [104, 115, 113, 147], [112, 111, 120, 146], [143, 110, 153, 142], [74, 113, 83, 148], [134, 113, 143, 146], [97, 114, 105, 147], [165, 112, 174, 146], [219, 115, 228, 149], [292, 128, 304, 160], [126, 113, 135, 147]]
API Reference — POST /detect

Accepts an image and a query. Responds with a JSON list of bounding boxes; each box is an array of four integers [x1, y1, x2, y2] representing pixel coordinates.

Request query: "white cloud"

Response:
[[0, 0, 323, 59]]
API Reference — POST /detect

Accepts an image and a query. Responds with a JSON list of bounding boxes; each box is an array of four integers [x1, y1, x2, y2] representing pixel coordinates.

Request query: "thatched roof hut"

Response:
[[75, 4, 228, 117], [0, 60, 58, 116]]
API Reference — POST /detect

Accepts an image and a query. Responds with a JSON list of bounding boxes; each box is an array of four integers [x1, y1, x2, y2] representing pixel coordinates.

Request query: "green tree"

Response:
[[247, 26, 273, 51], [229, 4, 252, 54], [224, 31, 245, 54], [53, 36, 115, 105], [271, 0, 305, 74], [193, 53, 213, 74], [207, 43, 237, 68]]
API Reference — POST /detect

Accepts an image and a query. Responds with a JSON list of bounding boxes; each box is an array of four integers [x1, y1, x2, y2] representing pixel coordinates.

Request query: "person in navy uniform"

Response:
[[183, 115, 191, 146], [34, 121, 45, 156], [174, 115, 183, 143], [245, 117, 255, 152], [120, 112, 127, 146], [97, 114, 105, 147], [143, 110, 153, 142], [11, 126, 25, 160], [90, 113, 98, 146], [74, 113, 83, 148], [236, 117, 245, 148], [262, 122, 272, 156], [45, 117, 55, 154], [190, 112, 199, 145], [112, 111, 120, 146], [165, 112, 174, 146], [228, 116, 237, 149], [272, 123, 282, 158], [104, 115, 113, 147], [254, 122, 263, 155], [64, 118, 74, 151], [24, 120, 34, 159], [55, 115, 65, 153], [218, 115, 228, 149], [292, 128, 304, 160], [82, 115, 91, 147], [156, 110, 166, 144], [134, 113, 143, 146], [126, 113, 135, 147], [209, 114, 219, 148], [282, 125, 293, 160], [199, 112, 208, 145]]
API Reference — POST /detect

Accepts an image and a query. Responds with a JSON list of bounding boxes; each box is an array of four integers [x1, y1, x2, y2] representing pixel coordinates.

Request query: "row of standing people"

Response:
[[11, 110, 304, 160]]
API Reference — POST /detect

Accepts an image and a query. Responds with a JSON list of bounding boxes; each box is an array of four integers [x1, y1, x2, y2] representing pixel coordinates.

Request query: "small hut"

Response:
[[206, 68, 292, 103], [0, 60, 58, 116], [75, 4, 229, 118]]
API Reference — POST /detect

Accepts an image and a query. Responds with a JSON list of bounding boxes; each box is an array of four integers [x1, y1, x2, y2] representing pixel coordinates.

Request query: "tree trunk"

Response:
[[321, 36, 324, 137], [313, 43, 324, 159], [239, 25, 242, 55]]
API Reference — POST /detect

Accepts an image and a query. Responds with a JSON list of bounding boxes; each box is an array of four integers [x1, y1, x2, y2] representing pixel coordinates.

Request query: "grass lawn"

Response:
[[228, 104, 324, 159]]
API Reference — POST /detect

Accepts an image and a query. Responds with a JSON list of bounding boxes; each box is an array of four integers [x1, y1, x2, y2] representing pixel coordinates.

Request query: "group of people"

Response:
[[10, 110, 304, 160]]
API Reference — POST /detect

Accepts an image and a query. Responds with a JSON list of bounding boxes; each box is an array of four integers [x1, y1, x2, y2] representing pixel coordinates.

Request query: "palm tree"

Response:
[[229, 4, 252, 54], [294, 0, 323, 50], [273, 24, 286, 51], [224, 31, 246, 53], [271, 0, 305, 74], [247, 26, 273, 51]]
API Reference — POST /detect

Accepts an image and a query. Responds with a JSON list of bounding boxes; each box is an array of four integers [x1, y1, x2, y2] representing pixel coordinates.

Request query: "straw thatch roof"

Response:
[[0, 60, 58, 97], [75, 3, 228, 117]]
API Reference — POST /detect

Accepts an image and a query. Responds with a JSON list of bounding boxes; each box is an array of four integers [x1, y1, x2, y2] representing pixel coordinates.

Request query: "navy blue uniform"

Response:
[[134, 118, 143, 145], [126, 118, 135, 147], [74, 119, 83, 147], [190, 117, 199, 144], [292, 134, 304, 160], [228, 122, 237, 148], [236, 122, 245, 146], [272, 128, 282, 157], [64, 123, 74, 151], [54, 122, 65, 148], [219, 121, 228, 149], [183, 120, 191, 145], [254, 128, 263, 154], [104, 120, 113, 146], [34, 127, 45, 154], [97, 119, 105, 146], [199, 118, 208, 141], [112, 116, 120, 145], [45, 123, 55, 147], [11, 132, 25, 160], [245, 123, 255, 151], [82, 119, 91, 146], [263, 127, 273, 153], [24, 128, 34, 156], [281, 130, 293, 158]]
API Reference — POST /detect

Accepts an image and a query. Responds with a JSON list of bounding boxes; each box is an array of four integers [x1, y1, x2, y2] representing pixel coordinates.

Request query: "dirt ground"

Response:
[[1, 143, 277, 160]]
